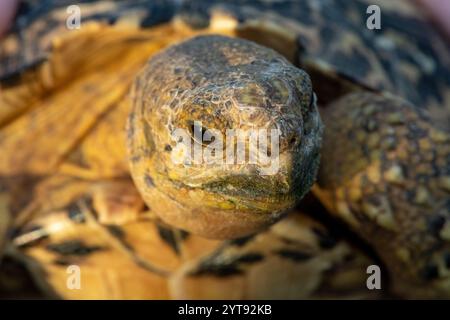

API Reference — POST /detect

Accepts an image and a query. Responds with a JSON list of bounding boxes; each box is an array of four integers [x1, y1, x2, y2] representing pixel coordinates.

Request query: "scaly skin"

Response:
[[127, 35, 323, 239], [314, 92, 450, 298]]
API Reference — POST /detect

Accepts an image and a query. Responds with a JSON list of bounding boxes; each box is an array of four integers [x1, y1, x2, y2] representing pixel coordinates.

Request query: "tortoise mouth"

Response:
[[198, 174, 295, 203]]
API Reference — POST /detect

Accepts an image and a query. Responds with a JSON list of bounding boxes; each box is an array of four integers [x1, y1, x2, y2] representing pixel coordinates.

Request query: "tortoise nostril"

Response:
[[289, 136, 297, 146], [287, 133, 302, 149]]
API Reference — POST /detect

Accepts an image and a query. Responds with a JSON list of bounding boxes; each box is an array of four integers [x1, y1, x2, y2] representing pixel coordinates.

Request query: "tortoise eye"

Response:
[[189, 121, 212, 146]]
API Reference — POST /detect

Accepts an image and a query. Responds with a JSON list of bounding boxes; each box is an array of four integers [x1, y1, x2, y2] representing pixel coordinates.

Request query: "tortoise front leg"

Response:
[[313, 91, 450, 298]]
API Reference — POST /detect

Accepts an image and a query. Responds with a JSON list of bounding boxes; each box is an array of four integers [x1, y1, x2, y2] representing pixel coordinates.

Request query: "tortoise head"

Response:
[[127, 35, 322, 238]]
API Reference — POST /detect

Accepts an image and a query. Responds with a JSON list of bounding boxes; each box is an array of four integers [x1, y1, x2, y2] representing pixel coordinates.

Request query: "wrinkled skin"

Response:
[[127, 35, 322, 239]]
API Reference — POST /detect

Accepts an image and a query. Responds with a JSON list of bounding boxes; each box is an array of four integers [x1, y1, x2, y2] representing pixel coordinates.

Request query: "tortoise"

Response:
[[0, 0, 449, 299]]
